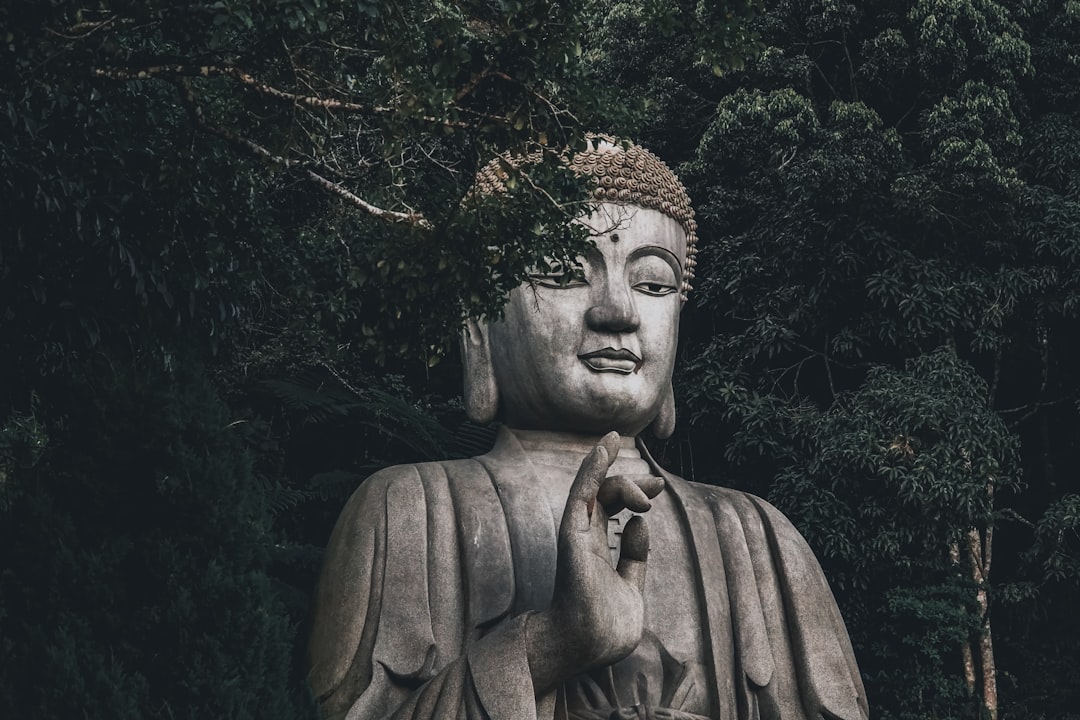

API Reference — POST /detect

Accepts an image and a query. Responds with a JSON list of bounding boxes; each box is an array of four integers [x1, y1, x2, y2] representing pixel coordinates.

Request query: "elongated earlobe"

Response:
[[461, 319, 499, 423], [649, 382, 676, 439]]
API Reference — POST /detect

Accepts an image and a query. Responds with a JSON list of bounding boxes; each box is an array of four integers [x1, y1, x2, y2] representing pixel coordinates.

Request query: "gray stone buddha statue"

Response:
[[307, 139, 869, 720]]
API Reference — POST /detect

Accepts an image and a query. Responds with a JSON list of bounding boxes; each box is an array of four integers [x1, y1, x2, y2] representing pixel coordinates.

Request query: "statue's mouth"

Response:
[[578, 348, 643, 375]]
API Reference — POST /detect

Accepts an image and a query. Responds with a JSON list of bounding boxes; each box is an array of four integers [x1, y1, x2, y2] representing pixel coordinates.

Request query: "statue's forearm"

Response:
[[468, 612, 554, 719], [524, 609, 574, 695]]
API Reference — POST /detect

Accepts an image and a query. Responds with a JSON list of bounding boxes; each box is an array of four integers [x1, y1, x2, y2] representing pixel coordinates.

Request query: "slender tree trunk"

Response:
[[966, 514, 998, 720], [979, 612, 998, 720], [951, 478, 998, 719], [950, 539, 978, 694]]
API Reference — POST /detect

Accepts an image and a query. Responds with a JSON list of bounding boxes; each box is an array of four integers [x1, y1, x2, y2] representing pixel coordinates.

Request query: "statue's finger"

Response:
[[616, 515, 649, 593], [564, 444, 608, 533], [633, 474, 665, 499], [597, 475, 654, 513]]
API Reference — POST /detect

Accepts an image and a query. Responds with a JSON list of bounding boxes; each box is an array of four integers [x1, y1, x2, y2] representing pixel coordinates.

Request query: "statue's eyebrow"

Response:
[[628, 245, 683, 282]]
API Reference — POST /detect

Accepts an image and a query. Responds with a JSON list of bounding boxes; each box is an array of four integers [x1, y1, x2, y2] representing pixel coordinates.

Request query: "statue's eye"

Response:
[[529, 267, 588, 289], [629, 253, 680, 297], [633, 281, 678, 296]]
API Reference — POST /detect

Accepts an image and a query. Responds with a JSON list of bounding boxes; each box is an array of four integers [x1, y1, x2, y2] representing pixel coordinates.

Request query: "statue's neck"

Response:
[[506, 427, 650, 477]]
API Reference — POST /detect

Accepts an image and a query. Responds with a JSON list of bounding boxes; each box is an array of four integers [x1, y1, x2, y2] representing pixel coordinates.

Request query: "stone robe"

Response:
[[308, 429, 868, 720]]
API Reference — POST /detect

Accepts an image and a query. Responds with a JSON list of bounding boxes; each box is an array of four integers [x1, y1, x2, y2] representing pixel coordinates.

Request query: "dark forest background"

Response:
[[3, 1, 1079, 718]]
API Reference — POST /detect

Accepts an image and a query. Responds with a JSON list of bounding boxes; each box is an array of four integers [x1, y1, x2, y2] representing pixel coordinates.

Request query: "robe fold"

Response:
[[308, 429, 868, 720]]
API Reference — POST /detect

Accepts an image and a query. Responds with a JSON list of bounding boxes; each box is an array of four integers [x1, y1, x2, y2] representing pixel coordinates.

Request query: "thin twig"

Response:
[[516, 165, 589, 214], [843, 32, 859, 101], [777, 147, 798, 171], [46, 16, 129, 39], [454, 66, 497, 103], [988, 346, 1002, 406], [999, 397, 1070, 415]]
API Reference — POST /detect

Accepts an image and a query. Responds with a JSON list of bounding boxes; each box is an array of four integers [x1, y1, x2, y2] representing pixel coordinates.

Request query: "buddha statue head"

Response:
[[462, 137, 698, 440]]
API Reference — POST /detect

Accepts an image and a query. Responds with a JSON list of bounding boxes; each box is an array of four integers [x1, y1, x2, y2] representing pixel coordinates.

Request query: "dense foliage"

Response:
[[0, 359, 307, 717], [4, 0, 1080, 718]]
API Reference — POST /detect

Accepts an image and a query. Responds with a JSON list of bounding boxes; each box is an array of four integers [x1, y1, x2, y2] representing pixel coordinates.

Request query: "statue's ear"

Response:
[[649, 381, 676, 439], [461, 318, 499, 424]]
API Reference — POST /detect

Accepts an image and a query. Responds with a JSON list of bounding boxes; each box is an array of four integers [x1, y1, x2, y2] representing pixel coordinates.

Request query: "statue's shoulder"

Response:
[[666, 473, 773, 506], [644, 450, 786, 520], [354, 457, 485, 489], [666, 474, 807, 537], [335, 457, 491, 523]]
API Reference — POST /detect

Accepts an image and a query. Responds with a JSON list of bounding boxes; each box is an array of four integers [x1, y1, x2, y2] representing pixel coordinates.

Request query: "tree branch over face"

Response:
[[515, 164, 590, 216], [174, 79, 432, 231]]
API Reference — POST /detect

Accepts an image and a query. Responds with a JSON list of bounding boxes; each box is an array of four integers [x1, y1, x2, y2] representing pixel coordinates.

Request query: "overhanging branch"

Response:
[[93, 64, 472, 128], [175, 79, 432, 231]]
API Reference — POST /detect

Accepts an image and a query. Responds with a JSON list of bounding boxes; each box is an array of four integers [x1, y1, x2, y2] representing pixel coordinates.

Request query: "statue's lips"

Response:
[[578, 348, 643, 374]]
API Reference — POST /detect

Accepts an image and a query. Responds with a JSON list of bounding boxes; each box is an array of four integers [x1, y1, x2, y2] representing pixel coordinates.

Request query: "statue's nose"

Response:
[[585, 286, 640, 333]]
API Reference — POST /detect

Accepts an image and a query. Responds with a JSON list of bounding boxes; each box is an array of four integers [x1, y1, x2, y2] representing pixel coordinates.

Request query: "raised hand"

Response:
[[525, 432, 664, 694]]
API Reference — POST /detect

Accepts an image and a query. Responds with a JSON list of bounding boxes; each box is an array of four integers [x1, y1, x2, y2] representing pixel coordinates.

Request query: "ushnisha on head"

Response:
[[472, 135, 699, 300], [463, 136, 697, 439]]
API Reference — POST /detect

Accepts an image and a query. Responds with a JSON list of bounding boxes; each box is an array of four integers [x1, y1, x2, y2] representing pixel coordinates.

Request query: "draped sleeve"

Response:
[[307, 460, 548, 720], [665, 475, 869, 720]]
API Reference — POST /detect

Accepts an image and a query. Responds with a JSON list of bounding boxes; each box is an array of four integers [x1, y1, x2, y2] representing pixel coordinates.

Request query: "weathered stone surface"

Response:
[[308, 141, 868, 720]]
